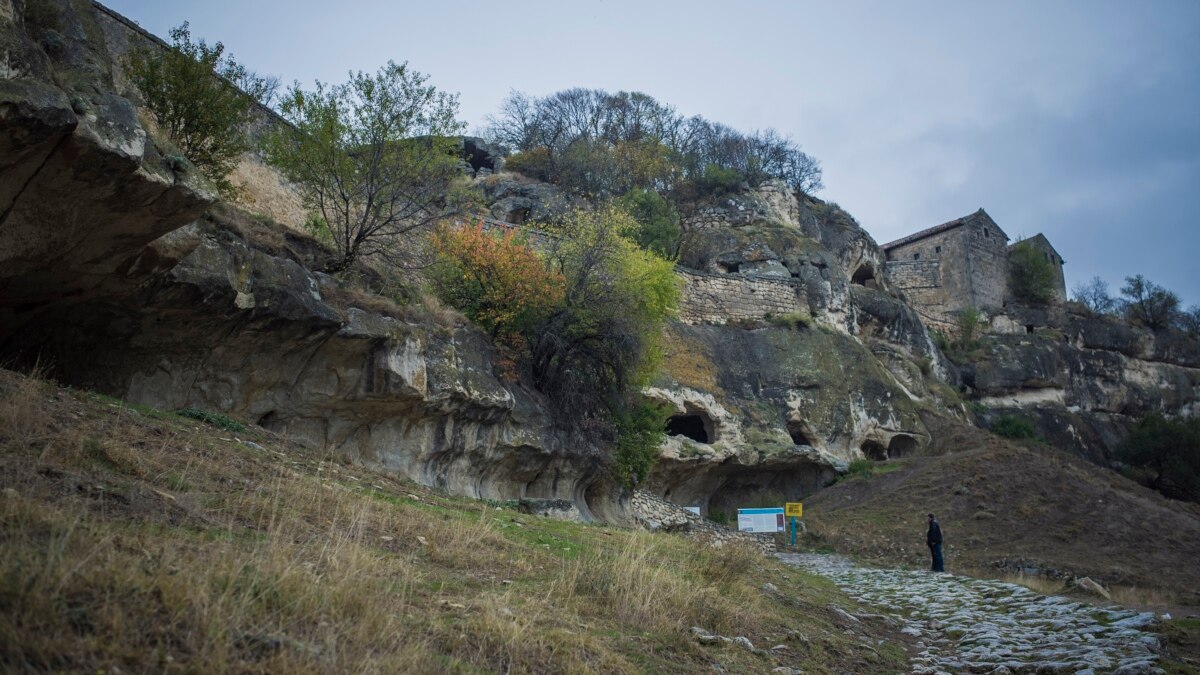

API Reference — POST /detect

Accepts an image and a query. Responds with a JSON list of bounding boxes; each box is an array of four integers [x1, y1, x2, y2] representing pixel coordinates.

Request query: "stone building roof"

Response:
[[881, 208, 1007, 251]]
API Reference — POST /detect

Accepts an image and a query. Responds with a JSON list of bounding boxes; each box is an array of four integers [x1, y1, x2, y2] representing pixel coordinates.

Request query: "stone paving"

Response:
[[778, 553, 1163, 674]]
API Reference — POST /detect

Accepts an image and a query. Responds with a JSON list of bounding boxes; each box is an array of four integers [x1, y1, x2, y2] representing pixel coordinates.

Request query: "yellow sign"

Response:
[[785, 502, 803, 518]]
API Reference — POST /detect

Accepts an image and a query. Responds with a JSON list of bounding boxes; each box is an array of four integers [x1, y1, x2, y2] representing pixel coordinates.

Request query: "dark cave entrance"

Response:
[[787, 421, 813, 446], [506, 207, 531, 225], [861, 440, 887, 461], [666, 414, 712, 444], [851, 264, 879, 289], [888, 434, 917, 458]]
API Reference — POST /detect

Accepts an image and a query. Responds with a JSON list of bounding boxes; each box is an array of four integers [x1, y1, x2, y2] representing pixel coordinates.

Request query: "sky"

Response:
[[104, 0, 1200, 305]]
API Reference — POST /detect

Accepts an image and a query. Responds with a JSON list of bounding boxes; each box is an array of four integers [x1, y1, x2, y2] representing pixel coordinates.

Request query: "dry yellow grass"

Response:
[[0, 368, 910, 673]]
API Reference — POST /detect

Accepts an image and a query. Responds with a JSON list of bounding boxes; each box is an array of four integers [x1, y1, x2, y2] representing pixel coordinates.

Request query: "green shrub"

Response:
[[954, 306, 984, 352], [1008, 241, 1057, 305], [768, 311, 812, 330], [692, 165, 745, 196], [612, 400, 670, 488], [126, 23, 273, 196], [990, 415, 1038, 440], [845, 459, 875, 478], [1118, 412, 1200, 502], [177, 407, 246, 432], [619, 188, 680, 258]]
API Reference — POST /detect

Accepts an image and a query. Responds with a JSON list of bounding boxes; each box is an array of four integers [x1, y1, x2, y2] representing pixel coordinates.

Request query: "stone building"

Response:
[[882, 209, 1011, 329], [882, 209, 1066, 331]]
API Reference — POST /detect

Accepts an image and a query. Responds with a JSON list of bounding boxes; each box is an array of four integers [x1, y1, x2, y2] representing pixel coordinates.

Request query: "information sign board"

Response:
[[737, 507, 785, 533], [785, 502, 803, 518]]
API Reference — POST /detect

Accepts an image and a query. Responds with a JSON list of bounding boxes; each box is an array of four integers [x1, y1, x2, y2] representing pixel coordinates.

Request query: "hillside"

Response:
[[0, 368, 912, 673], [802, 422, 1200, 609]]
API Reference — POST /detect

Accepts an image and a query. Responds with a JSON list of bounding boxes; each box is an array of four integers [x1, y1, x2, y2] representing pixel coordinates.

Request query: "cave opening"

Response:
[[861, 440, 887, 461], [506, 207, 531, 225], [666, 414, 711, 444], [716, 261, 741, 274], [787, 420, 812, 446], [851, 264, 878, 289], [888, 434, 918, 459]]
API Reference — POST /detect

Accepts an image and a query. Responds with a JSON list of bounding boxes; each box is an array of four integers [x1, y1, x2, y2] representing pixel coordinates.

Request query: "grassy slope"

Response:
[[803, 423, 1200, 611], [0, 368, 910, 674]]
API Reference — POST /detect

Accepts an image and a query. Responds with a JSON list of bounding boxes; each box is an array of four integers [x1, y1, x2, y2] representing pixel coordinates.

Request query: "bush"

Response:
[[176, 407, 246, 432], [126, 23, 273, 196], [431, 223, 564, 346], [611, 400, 670, 487], [503, 147, 553, 182], [1118, 412, 1200, 502], [768, 311, 812, 330], [990, 415, 1038, 440], [954, 306, 984, 352], [1008, 241, 1057, 305]]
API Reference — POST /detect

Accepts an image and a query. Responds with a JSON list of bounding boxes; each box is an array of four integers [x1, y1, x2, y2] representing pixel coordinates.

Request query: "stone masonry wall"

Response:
[[677, 268, 805, 325]]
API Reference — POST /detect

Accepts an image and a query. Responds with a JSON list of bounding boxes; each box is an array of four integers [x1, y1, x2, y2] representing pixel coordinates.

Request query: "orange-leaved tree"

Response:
[[431, 222, 564, 350]]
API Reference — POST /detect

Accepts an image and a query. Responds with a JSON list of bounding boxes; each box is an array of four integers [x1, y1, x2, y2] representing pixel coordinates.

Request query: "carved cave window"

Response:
[[666, 414, 712, 444]]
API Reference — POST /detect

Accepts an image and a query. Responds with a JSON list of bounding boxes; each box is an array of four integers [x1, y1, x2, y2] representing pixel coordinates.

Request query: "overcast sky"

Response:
[[104, 0, 1200, 305]]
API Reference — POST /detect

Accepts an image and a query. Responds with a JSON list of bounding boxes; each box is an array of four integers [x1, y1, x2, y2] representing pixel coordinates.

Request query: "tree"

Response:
[[1179, 306, 1200, 335], [1008, 241, 1057, 305], [262, 61, 465, 272], [484, 88, 823, 197], [126, 22, 275, 196], [529, 207, 680, 485], [1120, 275, 1180, 331], [1072, 276, 1117, 315], [1118, 412, 1200, 502], [619, 189, 680, 257]]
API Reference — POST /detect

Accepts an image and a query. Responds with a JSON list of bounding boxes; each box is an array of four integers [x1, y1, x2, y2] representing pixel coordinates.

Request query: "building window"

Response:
[[983, 228, 989, 239], [913, 253, 920, 260], [935, 245, 942, 254]]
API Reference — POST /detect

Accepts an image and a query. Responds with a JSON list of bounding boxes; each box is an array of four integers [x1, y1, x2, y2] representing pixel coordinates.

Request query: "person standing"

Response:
[[926, 513, 944, 572]]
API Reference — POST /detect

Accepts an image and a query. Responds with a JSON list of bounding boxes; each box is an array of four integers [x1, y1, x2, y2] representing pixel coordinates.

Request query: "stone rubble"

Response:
[[779, 553, 1163, 675]]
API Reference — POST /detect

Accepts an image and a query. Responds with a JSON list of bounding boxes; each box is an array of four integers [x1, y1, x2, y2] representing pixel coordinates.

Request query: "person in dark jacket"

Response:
[[926, 513, 944, 572]]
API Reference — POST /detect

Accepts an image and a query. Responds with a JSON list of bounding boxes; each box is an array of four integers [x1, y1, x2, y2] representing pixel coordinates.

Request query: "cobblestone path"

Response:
[[778, 553, 1162, 674]]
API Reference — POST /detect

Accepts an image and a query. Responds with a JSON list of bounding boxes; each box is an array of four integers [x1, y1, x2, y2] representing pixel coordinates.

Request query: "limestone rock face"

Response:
[[969, 306, 1200, 462], [0, 3, 621, 520], [649, 321, 932, 514]]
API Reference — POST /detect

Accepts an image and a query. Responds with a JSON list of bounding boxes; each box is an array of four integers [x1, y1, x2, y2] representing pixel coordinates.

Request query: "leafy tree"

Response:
[[619, 189, 680, 257], [262, 61, 465, 272], [954, 306, 984, 352], [1120, 275, 1180, 331], [530, 206, 680, 413], [1072, 276, 1117, 315], [1008, 241, 1057, 305], [431, 223, 564, 345], [1118, 412, 1200, 502], [126, 22, 275, 196]]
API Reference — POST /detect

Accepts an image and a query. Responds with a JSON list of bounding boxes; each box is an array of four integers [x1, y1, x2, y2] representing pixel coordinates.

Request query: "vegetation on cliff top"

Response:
[[0, 368, 908, 673], [126, 22, 276, 196], [485, 88, 823, 201]]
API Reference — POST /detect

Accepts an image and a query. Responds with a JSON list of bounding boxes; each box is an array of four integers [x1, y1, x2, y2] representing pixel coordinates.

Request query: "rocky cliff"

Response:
[[0, 0, 623, 520], [966, 304, 1200, 462], [3, 0, 1193, 525]]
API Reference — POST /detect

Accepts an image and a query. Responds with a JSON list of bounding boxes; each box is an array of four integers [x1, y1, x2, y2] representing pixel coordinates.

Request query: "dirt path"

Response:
[[779, 553, 1163, 674]]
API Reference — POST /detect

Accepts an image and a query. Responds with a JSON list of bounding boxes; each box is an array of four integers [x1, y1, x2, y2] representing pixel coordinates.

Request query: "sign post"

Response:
[[785, 502, 803, 547]]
